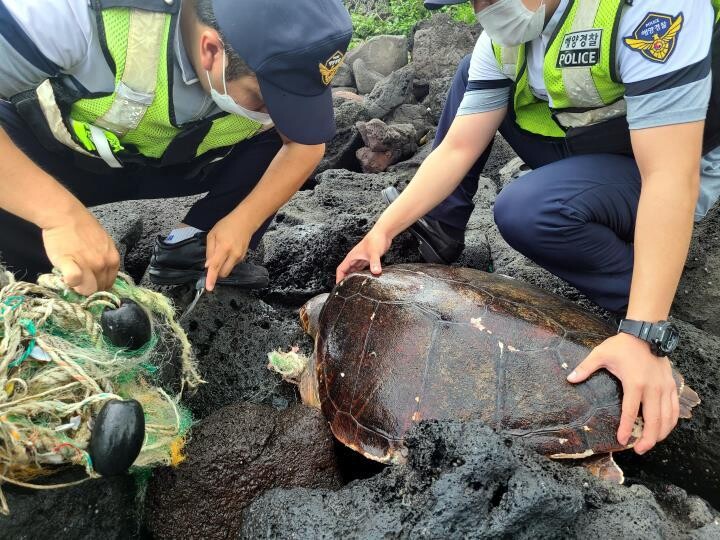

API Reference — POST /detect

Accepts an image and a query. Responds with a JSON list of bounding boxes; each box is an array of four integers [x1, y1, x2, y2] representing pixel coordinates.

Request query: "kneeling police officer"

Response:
[[0, 0, 352, 293], [339, 0, 720, 456]]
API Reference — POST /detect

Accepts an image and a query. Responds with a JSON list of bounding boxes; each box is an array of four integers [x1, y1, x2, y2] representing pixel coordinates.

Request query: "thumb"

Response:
[[567, 350, 604, 384], [369, 253, 382, 275], [55, 256, 84, 288]]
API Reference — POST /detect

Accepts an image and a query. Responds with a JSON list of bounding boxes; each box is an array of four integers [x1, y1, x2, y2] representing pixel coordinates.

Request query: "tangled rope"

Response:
[[0, 270, 202, 515]]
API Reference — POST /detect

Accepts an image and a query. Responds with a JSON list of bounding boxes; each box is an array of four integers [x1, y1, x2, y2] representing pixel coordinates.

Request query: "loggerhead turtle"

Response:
[[269, 264, 700, 482]]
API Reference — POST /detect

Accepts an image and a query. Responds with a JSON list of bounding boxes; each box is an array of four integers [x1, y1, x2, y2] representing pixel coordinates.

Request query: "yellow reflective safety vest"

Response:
[[492, 0, 720, 152], [15, 0, 265, 169]]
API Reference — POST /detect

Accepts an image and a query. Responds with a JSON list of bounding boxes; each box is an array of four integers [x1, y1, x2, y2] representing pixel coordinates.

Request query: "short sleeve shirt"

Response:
[[0, 0, 216, 125], [458, 0, 717, 220], [460, 0, 714, 132]]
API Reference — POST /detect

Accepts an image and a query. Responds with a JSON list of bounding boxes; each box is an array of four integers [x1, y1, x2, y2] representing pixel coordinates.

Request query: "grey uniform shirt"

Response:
[[458, 0, 718, 221], [0, 0, 220, 127]]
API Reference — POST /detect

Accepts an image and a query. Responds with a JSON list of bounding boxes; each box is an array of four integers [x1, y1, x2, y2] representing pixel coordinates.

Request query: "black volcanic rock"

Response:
[[146, 403, 341, 539], [240, 421, 719, 539]]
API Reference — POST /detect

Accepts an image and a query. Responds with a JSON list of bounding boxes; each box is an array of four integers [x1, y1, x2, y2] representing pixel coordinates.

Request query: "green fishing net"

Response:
[[0, 270, 203, 514]]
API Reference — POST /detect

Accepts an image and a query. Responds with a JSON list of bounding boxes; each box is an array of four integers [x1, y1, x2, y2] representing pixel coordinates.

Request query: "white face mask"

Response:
[[476, 0, 546, 47], [206, 49, 273, 126]]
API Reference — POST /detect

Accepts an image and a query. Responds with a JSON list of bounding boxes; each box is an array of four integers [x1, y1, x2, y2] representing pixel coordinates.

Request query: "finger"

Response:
[[205, 234, 216, 270], [336, 264, 347, 284], [219, 253, 239, 279], [617, 386, 642, 446], [206, 248, 232, 291], [205, 264, 219, 292], [635, 389, 661, 455], [336, 255, 368, 283], [204, 235, 219, 291], [369, 252, 383, 275], [99, 245, 121, 292], [57, 257, 97, 296], [567, 350, 604, 384], [658, 387, 678, 442], [55, 256, 84, 288]]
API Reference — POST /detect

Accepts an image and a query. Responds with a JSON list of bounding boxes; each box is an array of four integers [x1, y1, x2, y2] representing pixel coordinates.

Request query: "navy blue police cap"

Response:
[[424, 0, 468, 9], [212, 0, 353, 145]]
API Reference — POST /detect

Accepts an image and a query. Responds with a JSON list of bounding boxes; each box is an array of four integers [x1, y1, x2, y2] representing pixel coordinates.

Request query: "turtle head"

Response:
[[300, 293, 329, 339], [267, 348, 320, 408]]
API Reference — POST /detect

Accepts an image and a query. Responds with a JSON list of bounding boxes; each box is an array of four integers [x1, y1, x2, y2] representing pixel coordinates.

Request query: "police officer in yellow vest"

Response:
[[339, 0, 719, 456], [0, 0, 352, 293]]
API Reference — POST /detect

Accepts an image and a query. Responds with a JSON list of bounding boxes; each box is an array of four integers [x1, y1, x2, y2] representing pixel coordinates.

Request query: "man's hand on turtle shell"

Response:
[[567, 333, 679, 455], [336, 229, 393, 283]]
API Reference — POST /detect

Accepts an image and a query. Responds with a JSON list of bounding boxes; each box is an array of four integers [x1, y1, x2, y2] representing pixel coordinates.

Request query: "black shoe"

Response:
[[381, 186, 464, 264], [148, 233, 269, 289]]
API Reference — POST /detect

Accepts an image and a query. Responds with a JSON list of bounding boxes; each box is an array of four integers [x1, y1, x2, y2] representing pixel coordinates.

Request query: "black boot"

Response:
[[382, 187, 465, 264], [148, 233, 269, 288]]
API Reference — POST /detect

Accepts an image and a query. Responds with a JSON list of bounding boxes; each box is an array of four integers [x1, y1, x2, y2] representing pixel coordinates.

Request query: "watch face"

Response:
[[659, 324, 680, 354]]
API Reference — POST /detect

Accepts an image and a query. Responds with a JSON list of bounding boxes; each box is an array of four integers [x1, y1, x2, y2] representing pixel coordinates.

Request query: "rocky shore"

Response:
[[2, 12, 719, 540]]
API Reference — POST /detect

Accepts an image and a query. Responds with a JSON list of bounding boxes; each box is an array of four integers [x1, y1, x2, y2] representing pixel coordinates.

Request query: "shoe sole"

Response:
[[148, 267, 269, 289], [381, 187, 449, 265]]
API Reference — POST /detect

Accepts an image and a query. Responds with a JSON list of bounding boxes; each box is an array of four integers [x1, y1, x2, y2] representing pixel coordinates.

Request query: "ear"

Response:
[[199, 29, 224, 73]]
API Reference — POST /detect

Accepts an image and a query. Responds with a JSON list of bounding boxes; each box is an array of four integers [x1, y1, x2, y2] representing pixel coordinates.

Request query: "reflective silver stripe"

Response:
[[500, 45, 519, 80], [95, 10, 166, 137], [89, 125, 123, 168], [554, 99, 627, 128], [562, 0, 605, 108], [35, 80, 94, 156]]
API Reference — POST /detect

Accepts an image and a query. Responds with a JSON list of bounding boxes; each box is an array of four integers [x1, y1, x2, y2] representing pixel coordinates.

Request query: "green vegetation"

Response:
[[349, 0, 475, 47]]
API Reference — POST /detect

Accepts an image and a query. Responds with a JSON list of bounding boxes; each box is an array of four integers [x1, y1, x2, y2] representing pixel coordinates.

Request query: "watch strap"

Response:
[[618, 319, 655, 341]]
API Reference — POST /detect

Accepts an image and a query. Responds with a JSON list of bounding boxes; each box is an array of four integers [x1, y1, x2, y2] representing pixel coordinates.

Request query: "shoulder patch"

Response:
[[623, 12, 684, 64]]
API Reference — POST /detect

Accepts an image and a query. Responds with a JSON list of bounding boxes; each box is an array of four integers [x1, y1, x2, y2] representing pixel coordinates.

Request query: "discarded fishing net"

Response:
[[0, 270, 204, 514]]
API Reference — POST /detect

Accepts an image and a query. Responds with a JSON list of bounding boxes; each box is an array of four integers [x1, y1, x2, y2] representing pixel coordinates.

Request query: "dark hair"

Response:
[[193, 0, 254, 80]]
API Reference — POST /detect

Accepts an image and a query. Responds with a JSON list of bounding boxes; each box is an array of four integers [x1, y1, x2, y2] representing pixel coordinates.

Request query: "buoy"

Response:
[[89, 399, 145, 476], [101, 299, 152, 350]]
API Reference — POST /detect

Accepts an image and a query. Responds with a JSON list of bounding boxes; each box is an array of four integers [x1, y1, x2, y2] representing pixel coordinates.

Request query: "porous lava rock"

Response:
[[364, 64, 415, 119], [146, 403, 342, 539], [353, 58, 385, 95], [331, 62, 355, 88], [388, 103, 435, 139], [346, 35, 409, 78], [240, 421, 720, 539], [261, 168, 423, 299], [356, 119, 417, 173], [410, 14, 479, 81], [178, 289, 303, 420], [674, 203, 720, 337], [316, 100, 371, 175], [0, 468, 142, 539]]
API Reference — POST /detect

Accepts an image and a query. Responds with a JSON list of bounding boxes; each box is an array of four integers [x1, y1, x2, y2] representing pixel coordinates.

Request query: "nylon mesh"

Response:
[[196, 116, 262, 157]]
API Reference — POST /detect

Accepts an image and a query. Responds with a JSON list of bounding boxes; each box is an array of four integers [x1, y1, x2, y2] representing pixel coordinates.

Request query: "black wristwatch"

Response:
[[617, 319, 680, 357]]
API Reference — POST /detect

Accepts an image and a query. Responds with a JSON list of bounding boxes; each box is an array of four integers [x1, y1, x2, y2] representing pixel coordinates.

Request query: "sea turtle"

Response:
[[269, 264, 700, 482]]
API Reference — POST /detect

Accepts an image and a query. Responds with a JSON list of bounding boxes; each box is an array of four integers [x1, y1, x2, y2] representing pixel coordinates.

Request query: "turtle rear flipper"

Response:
[[583, 453, 624, 484]]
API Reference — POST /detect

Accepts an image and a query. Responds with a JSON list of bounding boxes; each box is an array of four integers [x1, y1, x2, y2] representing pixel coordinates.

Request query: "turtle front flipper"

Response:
[[582, 453, 624, 484]]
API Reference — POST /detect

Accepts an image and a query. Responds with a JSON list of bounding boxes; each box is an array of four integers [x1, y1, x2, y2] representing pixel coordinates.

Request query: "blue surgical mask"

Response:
[[206, 49, 273, 126]]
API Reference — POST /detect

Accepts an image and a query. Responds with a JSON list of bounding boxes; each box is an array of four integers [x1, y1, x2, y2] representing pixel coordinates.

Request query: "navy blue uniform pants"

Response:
[[0, 100, 282, 280], [427, 55, 641, 313]]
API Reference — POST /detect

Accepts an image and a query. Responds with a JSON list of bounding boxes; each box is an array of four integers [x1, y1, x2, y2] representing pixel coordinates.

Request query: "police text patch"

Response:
[[623, 13, 684, 64], [556, 30, 603, 68]]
